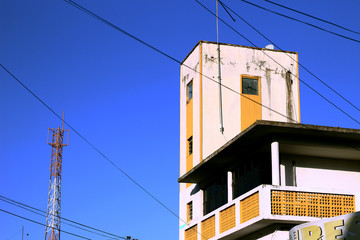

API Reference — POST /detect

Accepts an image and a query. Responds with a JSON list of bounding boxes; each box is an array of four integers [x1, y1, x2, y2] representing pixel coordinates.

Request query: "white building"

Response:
[[178, 41, 360, 240]]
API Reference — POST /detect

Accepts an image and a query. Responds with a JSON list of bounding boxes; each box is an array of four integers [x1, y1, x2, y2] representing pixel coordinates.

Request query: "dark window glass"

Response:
[[187, 201, 193, 221], [242, 77, 258, 95], [187, 81, 193, 102], [188, 137, 193, 156], [203, 174, 228, 215], [232, 153, 271, 199]]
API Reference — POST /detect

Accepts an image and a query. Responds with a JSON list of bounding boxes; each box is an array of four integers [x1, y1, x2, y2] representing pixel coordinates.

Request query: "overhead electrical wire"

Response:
[[60, 0, 304, 124], [261, 0, 360, 35], [0, 208, 92, 240], [237, 0, 360, 44], [63, 0, 181, 64], [1, 1, 360, 240], [0, 63, 209, 240], [0, 195, 126, 240], [194, 0, 360, 126], [199, 1, 360, 154], [217, 0, 360, 113], [1, 0, 358, 228]]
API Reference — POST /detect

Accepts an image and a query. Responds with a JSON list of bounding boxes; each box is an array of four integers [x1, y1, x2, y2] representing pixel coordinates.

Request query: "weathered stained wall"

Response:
[[200, 42, 300, 160], [179, 41, 301, 240], [179, 44, 202, 240]]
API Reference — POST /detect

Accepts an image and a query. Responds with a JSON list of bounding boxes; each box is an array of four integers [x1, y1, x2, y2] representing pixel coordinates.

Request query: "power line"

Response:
[[194, 0, 360, 126], [262, 0, 360, 35], [237, 0, 360, 44], [63, 0, 277, 121], [55, 3, 360, 239], [0, 195, 125, 240], [0, 208, 92, 240], [197, 1, 360, 154], [1, 61, 183, 220], [218, 0, 360, 113], [62, 0, 297, 123], [0, 0, 357, 230], [63, 0, 181, 65], [0, 63, 209, 240], [2, 1, 359, 240], [65, 0, 359, 128]]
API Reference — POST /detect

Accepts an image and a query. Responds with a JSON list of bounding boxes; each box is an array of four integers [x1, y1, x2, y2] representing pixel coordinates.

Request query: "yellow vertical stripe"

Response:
[[296, 53, 301, 123], [186, 87, 193, 173], [240, 75, 262, 131], [199, 43, 203, 162], [179, 68, 183, 189]]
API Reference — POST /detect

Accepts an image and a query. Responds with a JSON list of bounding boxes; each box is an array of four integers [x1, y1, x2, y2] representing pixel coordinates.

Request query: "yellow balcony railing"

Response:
[[271, 190, 355, 218], [201, 215, 215, 240], [183, 185, 357, 240], [219, 204, 236, 233], [185, 224, 198, 240], [240, 192, 259, 223]]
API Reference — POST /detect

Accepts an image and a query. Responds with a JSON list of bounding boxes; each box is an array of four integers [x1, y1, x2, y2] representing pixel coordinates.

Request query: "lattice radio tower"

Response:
[[45, 115, 69, 240]]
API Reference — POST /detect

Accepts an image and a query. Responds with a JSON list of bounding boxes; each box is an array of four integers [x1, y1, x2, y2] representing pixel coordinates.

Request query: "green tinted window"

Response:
[[242, 77, 258, 95]]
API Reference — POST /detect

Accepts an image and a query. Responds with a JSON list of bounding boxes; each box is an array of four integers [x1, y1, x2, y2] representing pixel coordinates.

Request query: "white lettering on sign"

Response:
[[289, 212, 360, 240]]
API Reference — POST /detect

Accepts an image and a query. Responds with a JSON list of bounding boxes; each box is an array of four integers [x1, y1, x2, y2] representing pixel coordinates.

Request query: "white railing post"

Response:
[[271, 141, 280, 186]]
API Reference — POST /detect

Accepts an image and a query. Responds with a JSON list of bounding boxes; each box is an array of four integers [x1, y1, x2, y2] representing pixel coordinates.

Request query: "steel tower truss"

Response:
[[45, 126, 69, 240]]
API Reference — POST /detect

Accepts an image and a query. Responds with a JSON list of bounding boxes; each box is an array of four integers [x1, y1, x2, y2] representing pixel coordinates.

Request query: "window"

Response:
[[232, 153, 271, 199], [188, 136, 193, 156], [187, 81, 193, 102], [242, 77, 258, 95], [203, 174, 228, 215], [187, 201, 193, 222]]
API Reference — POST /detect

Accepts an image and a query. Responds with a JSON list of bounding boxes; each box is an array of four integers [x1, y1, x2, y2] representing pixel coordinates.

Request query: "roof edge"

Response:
[[181, 40, 298, 64]]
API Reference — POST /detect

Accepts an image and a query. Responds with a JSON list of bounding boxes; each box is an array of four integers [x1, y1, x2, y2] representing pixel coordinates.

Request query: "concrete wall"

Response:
[[180, 44, 201, 180], [180, 42, 300, 178], [200, 42, 300, 160], [179, 44, 202, 239], [179, 42, 300, 240], [281, 154, 360, 192]]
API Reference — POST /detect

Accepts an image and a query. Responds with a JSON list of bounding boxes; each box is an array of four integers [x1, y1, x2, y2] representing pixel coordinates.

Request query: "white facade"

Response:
[[180, 41, 300, 180], [178, 41, 360, 240]]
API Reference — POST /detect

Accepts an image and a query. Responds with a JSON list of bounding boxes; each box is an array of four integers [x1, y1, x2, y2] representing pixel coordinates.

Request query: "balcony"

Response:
[[183, 185, 358, 240]]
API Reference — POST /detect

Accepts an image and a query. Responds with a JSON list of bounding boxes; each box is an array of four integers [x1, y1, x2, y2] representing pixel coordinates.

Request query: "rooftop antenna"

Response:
[[216, 0, 235, 134], [216, 0, 224, 134]]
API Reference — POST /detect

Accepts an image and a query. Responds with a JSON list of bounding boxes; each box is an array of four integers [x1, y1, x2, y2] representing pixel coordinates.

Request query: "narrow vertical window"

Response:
[[188, 136, 193, 156], [187, 201, 193, 222], [187, 81, 193, 102]]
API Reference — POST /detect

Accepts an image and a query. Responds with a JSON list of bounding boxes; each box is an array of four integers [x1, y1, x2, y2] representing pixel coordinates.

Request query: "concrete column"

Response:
[[271, 141, 280, 186], [227, 171, 233, 202]]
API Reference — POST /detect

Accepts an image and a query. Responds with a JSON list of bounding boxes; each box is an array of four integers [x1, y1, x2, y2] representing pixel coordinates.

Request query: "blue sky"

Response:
[[1, 0, 360, 239]]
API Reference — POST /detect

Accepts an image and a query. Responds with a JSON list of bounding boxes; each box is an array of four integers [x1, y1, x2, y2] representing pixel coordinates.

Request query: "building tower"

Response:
[[178, 41, 360, 240], [45, 119, 69, 240]]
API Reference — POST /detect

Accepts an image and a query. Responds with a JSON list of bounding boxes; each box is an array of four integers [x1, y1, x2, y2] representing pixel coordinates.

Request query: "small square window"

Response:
[[188, 136, 193, 156], [187, 81, 193, 102], [242, 77, 258, 95]]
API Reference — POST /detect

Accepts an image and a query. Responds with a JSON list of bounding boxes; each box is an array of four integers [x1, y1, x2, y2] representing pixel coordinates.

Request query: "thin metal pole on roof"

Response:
[[216, 0, 224, 134]]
